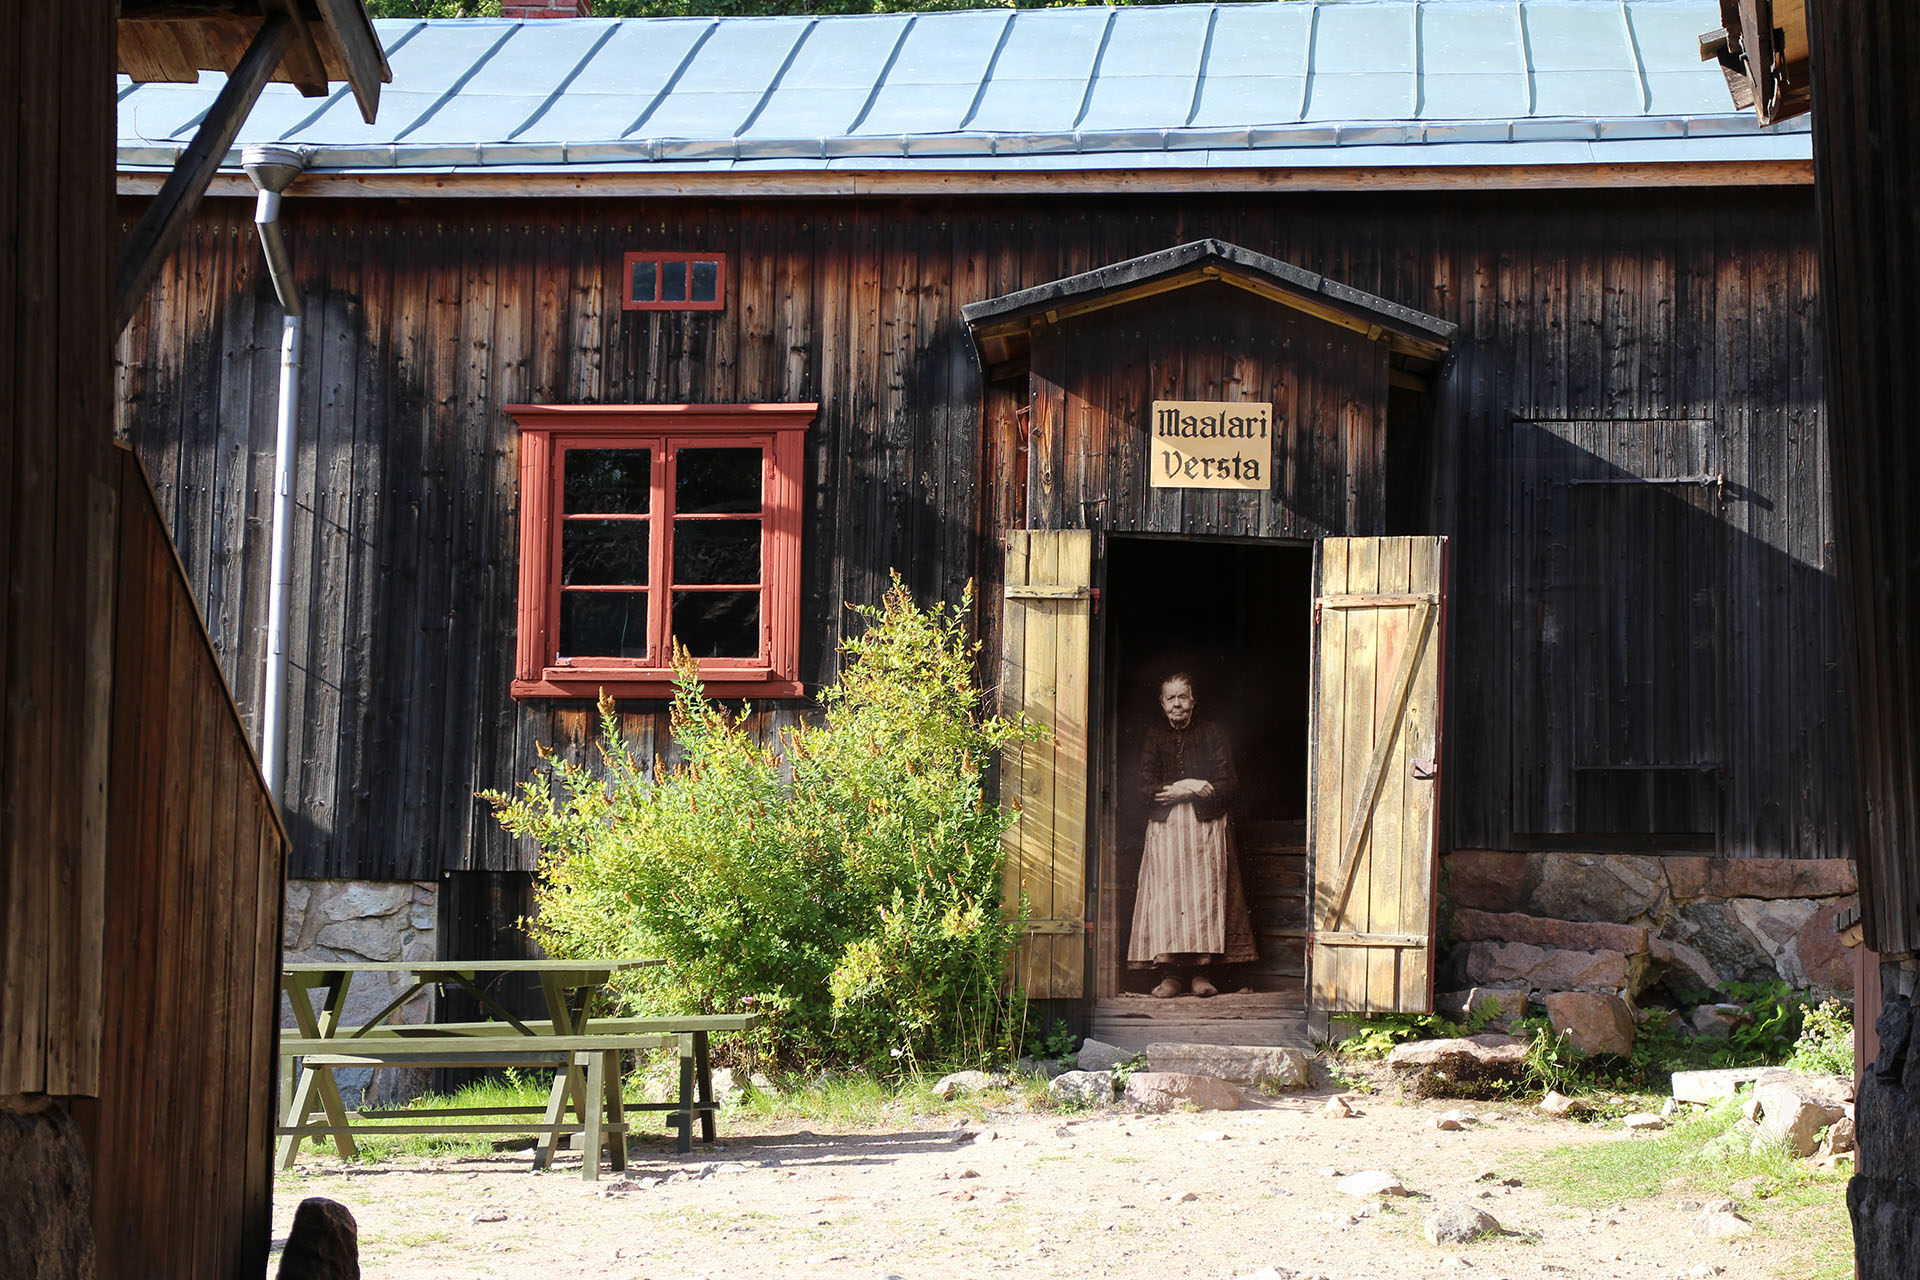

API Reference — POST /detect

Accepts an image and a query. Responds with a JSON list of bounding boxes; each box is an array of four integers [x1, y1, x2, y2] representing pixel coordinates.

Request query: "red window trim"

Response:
[[507, 403, 814, 700], [621, 251, 727, 312]]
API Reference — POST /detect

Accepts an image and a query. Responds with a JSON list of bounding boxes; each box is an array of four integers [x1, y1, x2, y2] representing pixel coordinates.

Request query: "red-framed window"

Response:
[[621, 252, 727, 311], [507, 404, 813, 700]]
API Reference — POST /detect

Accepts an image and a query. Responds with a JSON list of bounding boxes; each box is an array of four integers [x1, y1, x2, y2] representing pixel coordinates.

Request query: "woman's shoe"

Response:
[[1189, 975, 1218, 998], [1151, 976, 1185, 998]]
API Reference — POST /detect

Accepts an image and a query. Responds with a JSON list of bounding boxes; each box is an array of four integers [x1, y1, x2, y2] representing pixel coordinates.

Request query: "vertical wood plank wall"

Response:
[[0, 0, 116, 1099], [72, 449, 288, 1280], [114, 188, 1846, 880]]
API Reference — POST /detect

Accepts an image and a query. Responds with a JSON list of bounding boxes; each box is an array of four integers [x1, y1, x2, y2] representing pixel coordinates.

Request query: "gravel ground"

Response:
[[271, 1085, 1849, 1280]]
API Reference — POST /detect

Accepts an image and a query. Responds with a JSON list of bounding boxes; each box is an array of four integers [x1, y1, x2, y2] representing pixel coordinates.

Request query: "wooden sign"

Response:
[[1150, 400, 1274, 490]]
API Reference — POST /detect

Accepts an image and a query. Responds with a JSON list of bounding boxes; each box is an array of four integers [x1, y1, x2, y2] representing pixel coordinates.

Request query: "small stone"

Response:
[[1680, 1266, 1724, 1279], [1539, 1091, 1589, 1118], [1196, 1130, 1229, 1142], [1048, 1070, 1116, 1107], [469, 1209, 508, 1224], [1234, 1269, 1300, 1280], [1621, 1113, 1665, 1131], [972, 1128, 998, 1144], [1335, 1170, 1408, 1198], [932, 1070, 995, 1101], [1425, 1203, 1501, 1245], [1691, 1004, 1748, 1040], [1691, 1200, 1754, 1238], [1433, 1115, 1464, 1131], [1319, 1095, 1355, 1119], [277, 1197, 358, 1280]]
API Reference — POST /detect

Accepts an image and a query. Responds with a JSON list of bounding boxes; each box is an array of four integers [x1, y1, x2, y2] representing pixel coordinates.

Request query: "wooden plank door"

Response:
[[1309, 536, 1447, 1013], [1001, 529, 1093, 1000]]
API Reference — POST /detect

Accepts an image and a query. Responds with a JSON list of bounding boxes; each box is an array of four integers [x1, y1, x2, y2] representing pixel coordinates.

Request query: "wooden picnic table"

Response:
[[277, 959, 758, 1179]]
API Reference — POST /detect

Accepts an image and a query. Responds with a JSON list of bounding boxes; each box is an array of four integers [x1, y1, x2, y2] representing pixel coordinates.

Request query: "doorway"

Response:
[[1092, 536, 1314, 1048]]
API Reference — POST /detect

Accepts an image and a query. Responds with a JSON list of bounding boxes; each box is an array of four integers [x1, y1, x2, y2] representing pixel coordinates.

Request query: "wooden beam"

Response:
[[262, 0, 329, 98], [114, 11, 292, 334], [114, 158, 1817, 202], [311, 0, 387, 123]]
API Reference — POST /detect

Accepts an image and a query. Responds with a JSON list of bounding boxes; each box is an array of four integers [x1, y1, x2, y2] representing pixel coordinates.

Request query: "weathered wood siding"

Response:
[[72, 448, 287, 1280], [1023, 287, 1390, 539], [1, 0, 117, 1100], [115, 188, 1845, 879]]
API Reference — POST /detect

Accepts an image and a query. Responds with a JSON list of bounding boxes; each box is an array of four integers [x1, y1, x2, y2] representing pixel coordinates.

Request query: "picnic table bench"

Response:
[[278, 960, 759, 1180]]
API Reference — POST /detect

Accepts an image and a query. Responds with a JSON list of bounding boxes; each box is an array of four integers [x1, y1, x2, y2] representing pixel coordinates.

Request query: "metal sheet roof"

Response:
[[116, 1, 1810, 179]]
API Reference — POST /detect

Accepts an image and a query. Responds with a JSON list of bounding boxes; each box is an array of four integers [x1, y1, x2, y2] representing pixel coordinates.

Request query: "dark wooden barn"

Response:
[[113, 2, 1848, 1051], [4, 3, 385, 1277]]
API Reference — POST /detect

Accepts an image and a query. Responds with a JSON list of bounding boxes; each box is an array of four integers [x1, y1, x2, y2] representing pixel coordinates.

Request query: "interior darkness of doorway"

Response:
[[1102, 536, 1313, 997]]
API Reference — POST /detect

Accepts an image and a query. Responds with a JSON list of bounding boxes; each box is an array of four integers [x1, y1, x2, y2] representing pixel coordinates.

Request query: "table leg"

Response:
[[276, 1065, 321, 1170], [694, 1031, 716, 1145], [675, 1033, 695, 1155], [602, 1050, 628, 1174], [581, 1051, 606, 1182], [532, 1067, 570, 1173], [286, 971, 359, 1160], [541, 973, 592, 1140]]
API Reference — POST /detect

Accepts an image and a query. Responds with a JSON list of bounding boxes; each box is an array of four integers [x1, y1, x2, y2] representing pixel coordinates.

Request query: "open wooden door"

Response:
[[1001, 530, 1093, 999], [1309, 536, 1447, 1013]]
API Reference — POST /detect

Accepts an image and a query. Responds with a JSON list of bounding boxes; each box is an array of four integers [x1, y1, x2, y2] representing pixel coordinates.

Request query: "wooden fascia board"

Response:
[[503, 402, 819, 433], [262, 0, 329, 97], [970, 263, 1451, 367], [312, 0, 388, 123], [115, 158, 1816, 201]]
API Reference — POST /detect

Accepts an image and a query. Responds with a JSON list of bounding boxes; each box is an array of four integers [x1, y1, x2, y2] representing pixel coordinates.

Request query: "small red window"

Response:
[[507, 403, 813, 700], [622, 252, 727, 312]]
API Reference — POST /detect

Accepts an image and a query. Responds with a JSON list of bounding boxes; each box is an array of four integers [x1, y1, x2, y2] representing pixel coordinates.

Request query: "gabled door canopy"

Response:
[[961, 238, 1458, 385]]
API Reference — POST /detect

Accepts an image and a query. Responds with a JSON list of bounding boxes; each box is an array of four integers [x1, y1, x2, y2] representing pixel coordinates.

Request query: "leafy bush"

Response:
[[483, 579, 1044, 1072], [1335, 1006, 1492, 1061], [1788, 1000, 1854, 1075]]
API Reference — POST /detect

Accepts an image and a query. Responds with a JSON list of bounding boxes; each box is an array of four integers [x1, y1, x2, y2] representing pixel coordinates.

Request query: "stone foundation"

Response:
[[1442, 851, 1857, 1002], [280, 879, 438, 1106]]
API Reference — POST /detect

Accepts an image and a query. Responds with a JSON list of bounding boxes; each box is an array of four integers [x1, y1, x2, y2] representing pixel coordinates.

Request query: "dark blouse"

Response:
[[1138, 718, 1238, 823]]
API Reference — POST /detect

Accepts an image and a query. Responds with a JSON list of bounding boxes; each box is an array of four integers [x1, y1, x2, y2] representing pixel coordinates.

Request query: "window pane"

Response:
[[630, 259, 657, 303], [562, 520, 650, 586], [672, 591, 759, 659], [565, 449, 651, 514], [689, 259, 719, 303], [661, 260, 687, 302], [560, 591, 648, 659], [673, 519, 760, 585], [675, 448, 761, 514]]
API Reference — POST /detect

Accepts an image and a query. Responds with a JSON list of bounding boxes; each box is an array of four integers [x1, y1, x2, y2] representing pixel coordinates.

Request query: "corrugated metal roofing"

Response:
[[115, 1, 1809, 178]]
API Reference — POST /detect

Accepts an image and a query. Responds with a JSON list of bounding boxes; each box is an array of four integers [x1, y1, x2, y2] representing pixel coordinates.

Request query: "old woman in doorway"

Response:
[[1129, 673, 1258, 997]]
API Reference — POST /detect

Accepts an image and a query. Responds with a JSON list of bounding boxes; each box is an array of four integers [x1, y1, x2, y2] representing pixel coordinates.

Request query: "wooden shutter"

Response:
[[1310, 536, 1447, 1013], [1001, 530, 1093, 1000]]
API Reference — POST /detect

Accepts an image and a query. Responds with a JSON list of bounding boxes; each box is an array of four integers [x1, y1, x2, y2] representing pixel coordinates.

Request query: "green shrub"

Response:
[[483, 578, 1044, 1073], [1335, 1005, 1492, 1061]]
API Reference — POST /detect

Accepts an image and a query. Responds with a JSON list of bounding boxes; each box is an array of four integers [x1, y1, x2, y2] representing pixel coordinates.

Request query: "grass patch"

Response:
[[1520, 1101, 1853, 1280]]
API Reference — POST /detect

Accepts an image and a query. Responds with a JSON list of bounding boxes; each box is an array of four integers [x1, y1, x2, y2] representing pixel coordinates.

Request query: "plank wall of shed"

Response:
[[113, 188, 1846, 881]]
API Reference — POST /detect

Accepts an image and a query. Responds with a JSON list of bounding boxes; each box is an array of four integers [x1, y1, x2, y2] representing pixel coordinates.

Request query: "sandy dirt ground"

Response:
[[271, 1087, 1848, 1280]]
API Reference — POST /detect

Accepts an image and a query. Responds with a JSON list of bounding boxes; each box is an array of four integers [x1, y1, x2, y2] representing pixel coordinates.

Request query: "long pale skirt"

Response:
[[1127, 802, 1258, 966]]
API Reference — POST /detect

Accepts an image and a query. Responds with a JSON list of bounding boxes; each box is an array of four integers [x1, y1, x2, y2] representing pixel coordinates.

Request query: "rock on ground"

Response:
[[1621, 1113, 1666, 1131], [1542, 991, 1636, 1056], [1670, 1066, 1800, 1105], [1335, 1170, 1408, 1198], [1047, 1070, 1116, 1107], [1539, 1090, 1588, 1118], [1753, 1079, 1849, 1157], [1122, 1072, 1242, 1113], [1691, 1200, 1754, 1239], [1072, 1038, 1132, 1073], [1425, 1202, 1501, 1244], [1387, 1035, 1530, 1098], [931, 1071, 996, 1101], [277, 1197, 360, 1280], [1145, 1042, 1309, 1088], [1319, 1095, 1356, 1119]]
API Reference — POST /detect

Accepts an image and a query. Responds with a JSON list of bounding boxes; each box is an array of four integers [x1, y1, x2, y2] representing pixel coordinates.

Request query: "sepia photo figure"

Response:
[[1127, 673, 1258, 997]]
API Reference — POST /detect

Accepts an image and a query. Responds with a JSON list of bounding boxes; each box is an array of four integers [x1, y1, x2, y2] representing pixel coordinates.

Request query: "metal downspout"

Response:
[[242, 144, 310, 805]]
